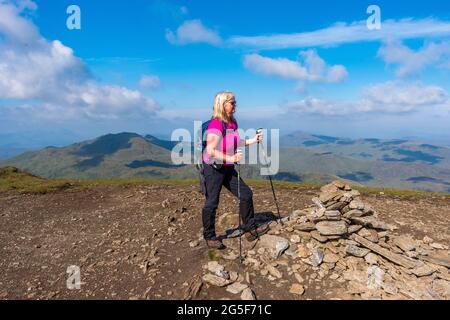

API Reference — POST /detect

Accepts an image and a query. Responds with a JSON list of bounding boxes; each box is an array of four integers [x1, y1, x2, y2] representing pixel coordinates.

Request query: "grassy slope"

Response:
[[1, 166, 449, 200]]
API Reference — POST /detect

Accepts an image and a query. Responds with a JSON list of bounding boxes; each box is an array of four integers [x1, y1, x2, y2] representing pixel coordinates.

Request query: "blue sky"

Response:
[[1, 0, 450, 147]]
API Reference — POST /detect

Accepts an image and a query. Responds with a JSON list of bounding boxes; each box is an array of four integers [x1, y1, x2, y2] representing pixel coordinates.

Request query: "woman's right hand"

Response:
[[231, 151, 243, 163]]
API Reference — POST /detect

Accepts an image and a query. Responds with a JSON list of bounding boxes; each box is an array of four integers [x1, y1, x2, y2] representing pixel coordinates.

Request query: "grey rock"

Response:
[[341, 191, 356, 202], [362, 205, 375, 215], [367, 265, 384, 289], [241, 288, 256, 300], [419, 253, 450, 268], [346, 244, 370, 257], [331, 180, 346, 189], [290, 234, 301, 244], [393, 235, 417, 252], [432, 279, 450, 299], [229, 271, 239, 282], [319, 191, 341, 204], [320, 183, 339, 194], [405, 250, 419, 258], [294, 272, 305, 283], [351, 234, 421, 269], [202, 274, 231, 287], [257, 235, 290, 258], [324, 200, 338, 208], [343, 209, 364, 218], [207, 261, 230, 279], [289, 284, 305, 295], [294, 222, 316, 232], [381, 282, 398, 295], [323, 252, 340, 264], [341, 205, 351, 214], [266, 265, 282, 279], [349, 200, 365, 210], [325, 210, 341, 218], [358, 228, 379, 243], [310, 230, 328, 243], [411, 263, 435, 277], [311, 248, 324, 267], [315, 221, 348, 236], [226, 282, 248, 294], [348, 225, 363, 234], [350, 216, 389, 230], [312, 197, 326, 208], [223, 251, 239, 260], [189, 240, 199, 247], [284, 248, 298, 259], [326, 202, 347, 211], [291, 209, 308, 218], [430, 242, 449, 250], [364, 253, 379, 265]]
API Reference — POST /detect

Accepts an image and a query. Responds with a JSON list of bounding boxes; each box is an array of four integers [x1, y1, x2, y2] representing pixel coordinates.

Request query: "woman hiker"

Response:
[[202, 91, 270, 250]]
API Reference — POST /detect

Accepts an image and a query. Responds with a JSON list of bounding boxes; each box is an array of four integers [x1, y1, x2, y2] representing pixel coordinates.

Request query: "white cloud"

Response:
[[243, 50, 347, 87], [327, 65, 348, 83], [229, 18, 450, 50], [363, 81, 448, 108], [0, 0, 40, 44], [72, 83, 158, 119], [243, 54, 308, 80], [139, 75, 161, 89], [0, 0, 160, 120], [166, 19, 221, 45], [378, 40, 450, 77], [286, 81, 450, 116], [287, 97, 357, 116], [0, 39, 89, 100]]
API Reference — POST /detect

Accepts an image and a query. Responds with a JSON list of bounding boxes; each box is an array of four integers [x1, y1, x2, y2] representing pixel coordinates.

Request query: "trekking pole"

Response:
[[236, 148, 244, 264], [256, 129, 283, 225]]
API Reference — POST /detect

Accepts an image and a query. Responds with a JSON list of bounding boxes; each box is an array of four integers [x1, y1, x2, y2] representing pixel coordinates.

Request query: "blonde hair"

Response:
[[212, 91, 235, 123]]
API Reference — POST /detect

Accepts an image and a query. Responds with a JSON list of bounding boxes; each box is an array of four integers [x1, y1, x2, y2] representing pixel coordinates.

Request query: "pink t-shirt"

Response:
[[202, 119, 240, 166]]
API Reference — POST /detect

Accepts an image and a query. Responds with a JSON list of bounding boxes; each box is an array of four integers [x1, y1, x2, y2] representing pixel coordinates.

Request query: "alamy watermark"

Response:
[[367, 5, 381, 30], [66, 265, 81, 290], [170, 121, 280, 176], [66, 5, 81, 30]]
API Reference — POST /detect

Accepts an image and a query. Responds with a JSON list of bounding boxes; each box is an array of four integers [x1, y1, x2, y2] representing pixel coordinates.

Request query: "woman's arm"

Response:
[[239, 132, 263, 147], [206, 133, 235, 163], [239, 138, 255, 147]]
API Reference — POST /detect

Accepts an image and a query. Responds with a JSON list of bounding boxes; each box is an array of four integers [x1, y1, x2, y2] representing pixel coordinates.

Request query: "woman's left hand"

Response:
[[254, 132, 263, 144], [245, 132, 263, 146]]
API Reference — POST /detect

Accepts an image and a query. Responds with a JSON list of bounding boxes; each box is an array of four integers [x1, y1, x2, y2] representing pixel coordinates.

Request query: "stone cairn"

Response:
[[193, 180, 449, 300]]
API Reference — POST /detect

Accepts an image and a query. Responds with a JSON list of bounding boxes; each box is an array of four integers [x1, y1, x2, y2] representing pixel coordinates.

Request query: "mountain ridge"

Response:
[[1, 131, 449, 192]]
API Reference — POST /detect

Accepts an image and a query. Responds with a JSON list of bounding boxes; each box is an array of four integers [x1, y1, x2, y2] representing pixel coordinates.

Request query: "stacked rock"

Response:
[[198, 180, 449, 300], [296, 180, 390, 244]]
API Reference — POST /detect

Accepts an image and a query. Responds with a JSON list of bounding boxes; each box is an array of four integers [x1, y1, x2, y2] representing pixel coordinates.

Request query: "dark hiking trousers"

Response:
[[202, 163, 257, 240]]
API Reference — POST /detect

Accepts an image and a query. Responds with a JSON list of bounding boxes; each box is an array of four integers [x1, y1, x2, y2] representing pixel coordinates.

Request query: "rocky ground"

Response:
[[0, 181, 449, 300]]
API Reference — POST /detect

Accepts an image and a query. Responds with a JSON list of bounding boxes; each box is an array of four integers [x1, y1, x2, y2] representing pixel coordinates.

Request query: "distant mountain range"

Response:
[[279, 132, 450, 192], [0, 147, 34, 160], [1, 131, 449, 193]]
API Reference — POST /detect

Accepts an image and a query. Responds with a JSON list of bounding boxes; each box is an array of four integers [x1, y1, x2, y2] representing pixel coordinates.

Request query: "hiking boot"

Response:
[[245, 224, 270, 242], [206, 239, 226, 250]]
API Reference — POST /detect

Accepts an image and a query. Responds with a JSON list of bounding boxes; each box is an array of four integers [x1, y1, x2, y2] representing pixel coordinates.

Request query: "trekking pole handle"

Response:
[[235, 148, 243, 165], [256, 128, 263, 144]]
